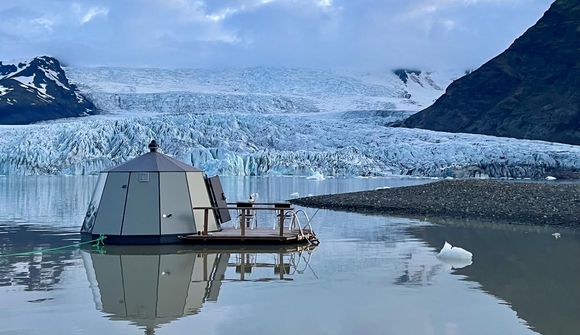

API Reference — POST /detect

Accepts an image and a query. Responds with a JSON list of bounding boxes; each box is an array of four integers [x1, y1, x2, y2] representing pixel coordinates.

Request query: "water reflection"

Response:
[[0, 223, 78, 290], [81, 245, 316, 334], [0, 176, 96, 228], [394, 251, 443, 286], [410, 220, 580, 335], [0, 175, 429, 228], [220, 176, 430, 202], [3, 176, 578, 334]]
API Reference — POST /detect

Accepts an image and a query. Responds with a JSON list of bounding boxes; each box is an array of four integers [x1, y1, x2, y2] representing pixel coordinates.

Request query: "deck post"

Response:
[[279, 209, 285, 237], [203, 253, 208, 281], [237, 202, 254, 235], [240, 252, 246, 281], [203, 209, 209, 235], [279, 252, 284, 280], [241, 211, 246, 236]]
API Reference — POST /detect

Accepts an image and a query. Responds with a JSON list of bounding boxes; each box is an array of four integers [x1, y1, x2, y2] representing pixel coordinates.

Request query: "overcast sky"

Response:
[[0, 0, 554, 70]]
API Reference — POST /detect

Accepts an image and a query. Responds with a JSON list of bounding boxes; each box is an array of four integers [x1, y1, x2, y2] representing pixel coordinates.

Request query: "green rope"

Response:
[[0, 235, 106, 258]]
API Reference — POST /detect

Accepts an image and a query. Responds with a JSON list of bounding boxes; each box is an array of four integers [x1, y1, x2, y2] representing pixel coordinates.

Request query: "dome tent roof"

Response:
[[105, 140, 202, 173]]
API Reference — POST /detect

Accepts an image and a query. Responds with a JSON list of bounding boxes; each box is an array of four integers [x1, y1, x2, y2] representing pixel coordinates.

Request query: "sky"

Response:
[[0, 0, 554, 70]]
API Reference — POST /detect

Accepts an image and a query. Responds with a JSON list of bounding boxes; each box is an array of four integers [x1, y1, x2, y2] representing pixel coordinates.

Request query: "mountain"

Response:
[[0, 56, 97, 124], [0, 65, 578, 178], [404, 0, 580, 145]]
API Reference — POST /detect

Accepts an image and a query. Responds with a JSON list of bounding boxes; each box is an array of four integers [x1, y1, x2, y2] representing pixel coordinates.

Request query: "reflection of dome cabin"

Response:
[[81, 140, 231, 244], [81, 244, 315, 334], [81, 247, 230, 334]]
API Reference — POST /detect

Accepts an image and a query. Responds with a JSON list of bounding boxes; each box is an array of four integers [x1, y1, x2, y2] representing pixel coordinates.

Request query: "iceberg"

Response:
[[437, 241, 473, 262]]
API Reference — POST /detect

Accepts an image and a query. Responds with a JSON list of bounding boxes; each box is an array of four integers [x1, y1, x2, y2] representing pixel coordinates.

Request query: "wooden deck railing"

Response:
[[192, 202, 294, 237]]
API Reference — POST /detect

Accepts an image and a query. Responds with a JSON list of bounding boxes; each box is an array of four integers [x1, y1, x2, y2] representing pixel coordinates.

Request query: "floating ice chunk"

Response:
[[552, 232, 561, 239], [290, 192, 300, 198], [437, 241, 473, 260], [374, 186, 391, 190], [545, 176, 557, 181], [306, 171, 325, 181]]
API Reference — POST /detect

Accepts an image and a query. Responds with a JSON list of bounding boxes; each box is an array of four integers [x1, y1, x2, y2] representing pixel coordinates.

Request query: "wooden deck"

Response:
[[179, 227, 317, 245], [183, 202, 319, 245]]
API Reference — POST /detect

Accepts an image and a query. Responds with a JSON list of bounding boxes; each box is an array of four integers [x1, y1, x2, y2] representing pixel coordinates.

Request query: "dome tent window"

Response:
[[81, 140, 229, 244], [139, 172, 150, 183]]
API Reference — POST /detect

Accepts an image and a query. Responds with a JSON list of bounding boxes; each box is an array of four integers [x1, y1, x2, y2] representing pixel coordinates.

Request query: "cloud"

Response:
[[0, 0, 554, 70], [205, 7, 239, 22], [317, 0, 332, 8], [441, 19, 456, 31], [79, 6, 109, 24], [398, 0, 526, 21], [31, 16, 57, 31]]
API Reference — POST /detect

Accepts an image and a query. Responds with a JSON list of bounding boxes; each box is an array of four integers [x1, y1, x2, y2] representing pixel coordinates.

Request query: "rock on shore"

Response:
[[291, 180, 580, 227]]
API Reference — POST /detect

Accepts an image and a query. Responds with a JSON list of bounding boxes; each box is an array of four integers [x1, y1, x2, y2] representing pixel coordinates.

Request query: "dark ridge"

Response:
[[0, 56, 97, 124], [393, 69, 422, 84], [404, 0, 580, 145]]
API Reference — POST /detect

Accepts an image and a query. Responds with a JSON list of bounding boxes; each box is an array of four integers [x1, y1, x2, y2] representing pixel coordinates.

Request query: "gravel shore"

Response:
[[290, 180, 580, 227]]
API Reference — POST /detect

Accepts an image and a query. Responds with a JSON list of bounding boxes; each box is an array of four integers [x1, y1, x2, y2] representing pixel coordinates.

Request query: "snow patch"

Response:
[[43, 68, 69, 90], [0, 85, 12, 96], [10, 73, 54, 101]]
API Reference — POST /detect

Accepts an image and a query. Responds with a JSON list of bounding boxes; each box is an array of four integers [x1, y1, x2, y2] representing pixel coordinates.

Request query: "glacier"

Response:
[[66, 66, 456, 113], [0, 66, 579, 178], [1, 112, 579, 178]]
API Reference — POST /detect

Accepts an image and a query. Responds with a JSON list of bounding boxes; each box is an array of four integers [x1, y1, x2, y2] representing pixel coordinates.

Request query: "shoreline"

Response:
[[290, 180, 580, 228]]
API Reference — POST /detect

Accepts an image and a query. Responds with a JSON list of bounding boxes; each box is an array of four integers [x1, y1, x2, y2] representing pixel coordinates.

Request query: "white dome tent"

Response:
[[81, 140, 230, 244]]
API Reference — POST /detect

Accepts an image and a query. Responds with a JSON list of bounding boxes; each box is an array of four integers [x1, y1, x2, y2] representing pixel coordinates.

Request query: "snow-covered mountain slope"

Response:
[[0, 112, 578, 178], [0, 56, 96, 124], [1, 65, 577, 178], [66, 67, 459, 113]]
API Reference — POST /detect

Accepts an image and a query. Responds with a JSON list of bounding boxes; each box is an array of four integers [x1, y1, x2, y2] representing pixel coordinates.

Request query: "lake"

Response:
[[0, 176, 578, 335]]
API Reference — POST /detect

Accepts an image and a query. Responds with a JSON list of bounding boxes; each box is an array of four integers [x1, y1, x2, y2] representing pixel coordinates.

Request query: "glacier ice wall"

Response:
[[1, 113, 578, 178], [85, 91, 321, 115]]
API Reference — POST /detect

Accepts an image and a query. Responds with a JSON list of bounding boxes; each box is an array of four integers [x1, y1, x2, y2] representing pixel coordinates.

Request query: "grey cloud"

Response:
[[0, 0, 554, 70]]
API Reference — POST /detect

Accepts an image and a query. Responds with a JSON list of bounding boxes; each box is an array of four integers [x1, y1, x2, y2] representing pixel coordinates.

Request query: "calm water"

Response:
[[0, 176, 578, 335]]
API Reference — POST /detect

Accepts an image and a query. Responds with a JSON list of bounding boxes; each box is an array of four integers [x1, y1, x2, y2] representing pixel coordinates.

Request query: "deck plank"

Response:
[[179, 227, 316, 245]]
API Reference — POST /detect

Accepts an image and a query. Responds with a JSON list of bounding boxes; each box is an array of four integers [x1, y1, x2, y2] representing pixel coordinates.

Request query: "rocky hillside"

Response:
[[404, 0, 580, 145], [0, 56, 96, 124]]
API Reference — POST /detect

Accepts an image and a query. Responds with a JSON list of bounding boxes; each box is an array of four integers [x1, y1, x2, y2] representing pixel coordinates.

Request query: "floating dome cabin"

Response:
[[81, 140, 230, 244]]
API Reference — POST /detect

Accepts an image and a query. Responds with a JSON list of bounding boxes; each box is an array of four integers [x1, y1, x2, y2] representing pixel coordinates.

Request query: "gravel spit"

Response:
[[290, 180, 580, 227]]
